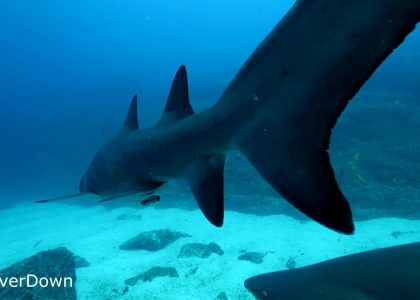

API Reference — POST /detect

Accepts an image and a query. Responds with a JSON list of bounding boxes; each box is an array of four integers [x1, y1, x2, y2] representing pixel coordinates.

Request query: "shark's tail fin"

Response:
[[239, 129, 353, 234], [219, 0, 420, 234], [161, 65, 225, 227]]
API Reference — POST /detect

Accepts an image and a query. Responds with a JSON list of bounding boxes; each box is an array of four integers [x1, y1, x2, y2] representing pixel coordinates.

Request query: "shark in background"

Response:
[[244, 242, 420, 299], [38, 0, 420, 234]]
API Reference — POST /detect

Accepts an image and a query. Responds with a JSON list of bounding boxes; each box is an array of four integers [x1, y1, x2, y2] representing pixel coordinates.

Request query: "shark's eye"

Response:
[[261, 290, 268, 297]]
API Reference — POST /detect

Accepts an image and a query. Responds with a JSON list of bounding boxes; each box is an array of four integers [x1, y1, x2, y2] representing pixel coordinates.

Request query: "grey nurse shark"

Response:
[[38, 0, 420, 234], [244, 242, 420, 299]]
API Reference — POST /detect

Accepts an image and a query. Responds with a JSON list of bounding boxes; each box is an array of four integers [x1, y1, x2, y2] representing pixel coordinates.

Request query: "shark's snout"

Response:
[[244, 277, 270, 299]]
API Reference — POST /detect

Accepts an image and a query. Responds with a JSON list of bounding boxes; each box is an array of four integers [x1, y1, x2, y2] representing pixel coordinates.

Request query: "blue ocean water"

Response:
[[0, 0, 292, 204], [1, 1, 419, 208], [0, 1, 420, 299]]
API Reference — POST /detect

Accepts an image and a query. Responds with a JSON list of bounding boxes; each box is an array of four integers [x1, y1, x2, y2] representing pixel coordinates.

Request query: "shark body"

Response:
[[47, 0, 420, 234], [244, 242, 420, 299]]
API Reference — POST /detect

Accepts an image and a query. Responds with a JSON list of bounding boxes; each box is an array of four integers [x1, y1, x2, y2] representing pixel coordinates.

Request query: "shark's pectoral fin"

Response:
[[158, 65, 194, 124], [34, 192, 88, 203], [239, 123, 354, 234], [186, 154, 225, 227]]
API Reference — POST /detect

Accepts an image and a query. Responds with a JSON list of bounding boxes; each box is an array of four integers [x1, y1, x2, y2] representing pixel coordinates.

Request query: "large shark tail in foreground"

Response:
[[211, 0, 420, 234]]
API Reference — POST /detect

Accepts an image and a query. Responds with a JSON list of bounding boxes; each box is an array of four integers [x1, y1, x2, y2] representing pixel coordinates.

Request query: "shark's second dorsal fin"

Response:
[[159, 65, 194, 124], [120, 95, 139, 134]]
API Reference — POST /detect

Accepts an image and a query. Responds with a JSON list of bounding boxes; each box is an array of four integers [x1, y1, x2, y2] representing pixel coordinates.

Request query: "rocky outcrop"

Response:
[[74, 255, 90, 268], [0, 247, 77, 300], [178, 242, 224, 258], [119, 229, 190, 251], [215, 291, 229, 300], [184, 266, 199, 278], [237, 251, 266, 264], [116, 213, 142, 221], [286, 257, 297, 269], [125, 267, 179, 286]]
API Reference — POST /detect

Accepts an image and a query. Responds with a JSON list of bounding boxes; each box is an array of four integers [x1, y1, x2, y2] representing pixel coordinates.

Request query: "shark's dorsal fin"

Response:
[[186, 154, 225, 227], [120, 94, 139, 134], [159, 65, 194, 124]]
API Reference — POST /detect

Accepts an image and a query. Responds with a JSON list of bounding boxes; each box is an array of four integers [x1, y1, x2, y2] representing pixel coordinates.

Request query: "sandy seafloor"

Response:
[[0, 195, 420, 300]]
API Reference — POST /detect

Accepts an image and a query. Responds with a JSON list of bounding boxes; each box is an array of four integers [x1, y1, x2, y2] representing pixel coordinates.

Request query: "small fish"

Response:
[[140, 195, 160, 206], [33, 240, 43, 248]]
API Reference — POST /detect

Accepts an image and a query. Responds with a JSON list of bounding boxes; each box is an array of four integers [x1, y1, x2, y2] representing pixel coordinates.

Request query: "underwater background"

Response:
[[1, 0, 420, 216], [1, 0, 420, 299]]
